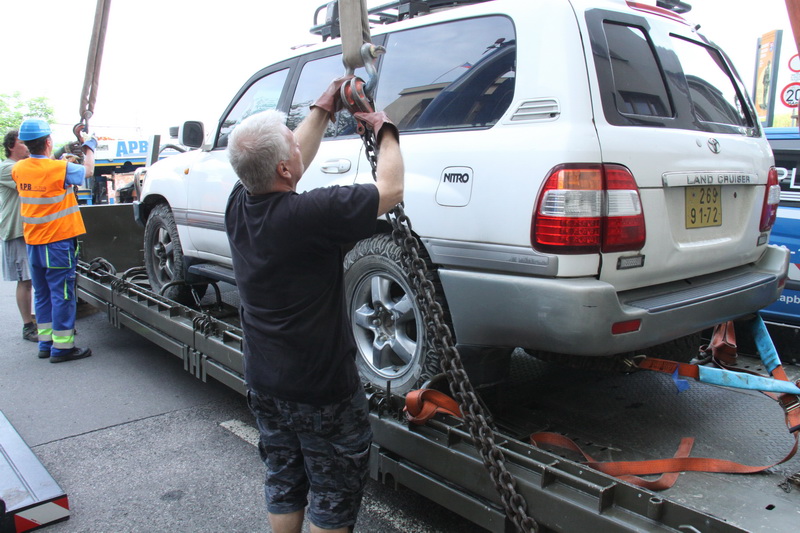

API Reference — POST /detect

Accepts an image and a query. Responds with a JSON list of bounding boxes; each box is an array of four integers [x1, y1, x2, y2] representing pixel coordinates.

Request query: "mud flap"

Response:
[[0, 411, 69, 533]]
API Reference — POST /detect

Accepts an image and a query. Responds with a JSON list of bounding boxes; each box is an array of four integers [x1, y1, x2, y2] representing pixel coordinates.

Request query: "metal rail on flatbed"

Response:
[[77, 263, 247, 395], [75, 258, 747, 532]]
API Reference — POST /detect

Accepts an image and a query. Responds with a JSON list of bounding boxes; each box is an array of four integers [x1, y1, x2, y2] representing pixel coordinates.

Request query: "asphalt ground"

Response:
[[0, 281, 486, 533]]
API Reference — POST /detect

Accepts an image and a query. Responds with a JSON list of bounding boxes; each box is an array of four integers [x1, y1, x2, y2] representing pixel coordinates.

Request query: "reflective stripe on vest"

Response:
[[22, 204, 81, 225], [12, 158, 86, 245]]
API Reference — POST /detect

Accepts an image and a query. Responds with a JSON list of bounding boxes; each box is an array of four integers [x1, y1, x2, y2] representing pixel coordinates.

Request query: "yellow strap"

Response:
[[339, 0, 371, 71]]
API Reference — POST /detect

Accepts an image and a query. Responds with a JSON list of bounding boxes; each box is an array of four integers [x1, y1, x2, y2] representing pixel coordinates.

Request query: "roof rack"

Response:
[[655, 0, 692, 13], [310, 0, 490, 40]]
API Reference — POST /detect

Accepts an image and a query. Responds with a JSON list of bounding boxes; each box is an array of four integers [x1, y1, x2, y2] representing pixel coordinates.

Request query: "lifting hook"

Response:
[[341, 42, 385, 114]]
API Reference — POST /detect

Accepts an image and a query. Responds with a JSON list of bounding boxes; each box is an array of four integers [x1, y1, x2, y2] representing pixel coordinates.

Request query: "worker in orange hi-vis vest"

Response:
[[12, 118, 95, 363]]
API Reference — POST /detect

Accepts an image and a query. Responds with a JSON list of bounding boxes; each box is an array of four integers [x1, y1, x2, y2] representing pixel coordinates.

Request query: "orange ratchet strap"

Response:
[[404, 389, 462, 424]]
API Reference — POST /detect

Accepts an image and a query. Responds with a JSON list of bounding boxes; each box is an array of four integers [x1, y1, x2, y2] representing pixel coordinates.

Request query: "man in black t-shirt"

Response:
[[225, 78, 403, 533]]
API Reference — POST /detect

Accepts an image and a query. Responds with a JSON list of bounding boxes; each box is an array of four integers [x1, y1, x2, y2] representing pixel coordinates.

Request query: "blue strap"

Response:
[[698, 366, 800, 395], [751, 314, 782, 373], [671, 367, 690, 393]]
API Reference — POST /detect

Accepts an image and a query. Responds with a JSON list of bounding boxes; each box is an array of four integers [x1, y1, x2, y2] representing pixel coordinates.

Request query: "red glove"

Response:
[[311, 75, 354, 122], [353, 111, 398, 142]]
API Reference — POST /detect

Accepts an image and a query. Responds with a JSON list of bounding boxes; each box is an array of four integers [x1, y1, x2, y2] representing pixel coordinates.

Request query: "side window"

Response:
[[669, 35, 750, 127], [602, 22, 672, 117], [289, 54, 365, 137], [375, 16, 516, 131], [217, 68, 289, 147]]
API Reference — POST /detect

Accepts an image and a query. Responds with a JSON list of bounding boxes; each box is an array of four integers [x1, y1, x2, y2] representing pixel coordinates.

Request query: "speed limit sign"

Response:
[[791, 54, 800, 73], [781, 83, 800, 108]]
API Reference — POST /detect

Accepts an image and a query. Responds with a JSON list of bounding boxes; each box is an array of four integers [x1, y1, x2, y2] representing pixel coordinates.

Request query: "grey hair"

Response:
[[227, 110, 291, 194]]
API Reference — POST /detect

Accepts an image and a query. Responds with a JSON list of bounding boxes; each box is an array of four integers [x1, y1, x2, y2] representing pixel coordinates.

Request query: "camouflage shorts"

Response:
[[247, 383, 373, 530]]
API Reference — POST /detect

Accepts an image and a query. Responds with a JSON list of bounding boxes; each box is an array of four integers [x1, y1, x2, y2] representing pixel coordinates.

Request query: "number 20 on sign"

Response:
[[781, 82, 800, 108]]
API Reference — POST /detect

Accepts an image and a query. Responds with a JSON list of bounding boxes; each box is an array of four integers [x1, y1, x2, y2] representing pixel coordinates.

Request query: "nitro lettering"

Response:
[[443, 173, 470, 183]]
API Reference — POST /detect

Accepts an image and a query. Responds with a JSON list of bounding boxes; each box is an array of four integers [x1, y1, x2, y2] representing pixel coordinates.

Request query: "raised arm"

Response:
[[353, 112, 404, 216], [293, 107, 330, 169], [82, 140, 96, 179], [295, 76, 353, 168]]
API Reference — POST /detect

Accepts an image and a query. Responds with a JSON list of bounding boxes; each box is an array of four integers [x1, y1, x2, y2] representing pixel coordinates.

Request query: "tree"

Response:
[[0, 92, 55, 132]]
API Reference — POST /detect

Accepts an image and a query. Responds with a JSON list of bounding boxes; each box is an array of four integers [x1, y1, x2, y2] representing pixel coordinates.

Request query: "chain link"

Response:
[[358, 122, 539, 533]]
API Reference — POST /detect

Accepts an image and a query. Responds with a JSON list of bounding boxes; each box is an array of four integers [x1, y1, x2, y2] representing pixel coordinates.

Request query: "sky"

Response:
[[1, 0, 796, 142]]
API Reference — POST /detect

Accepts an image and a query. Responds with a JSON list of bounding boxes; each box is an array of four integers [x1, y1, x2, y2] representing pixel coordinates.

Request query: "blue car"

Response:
[[761, 127, 800, 327]]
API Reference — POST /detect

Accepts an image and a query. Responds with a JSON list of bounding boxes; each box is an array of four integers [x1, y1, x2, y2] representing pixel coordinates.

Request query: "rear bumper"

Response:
[[439, 245, 789, 356]]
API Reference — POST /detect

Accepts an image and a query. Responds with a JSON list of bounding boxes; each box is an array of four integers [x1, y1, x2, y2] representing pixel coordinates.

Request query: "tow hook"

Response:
[[341, 43, 385, 113]]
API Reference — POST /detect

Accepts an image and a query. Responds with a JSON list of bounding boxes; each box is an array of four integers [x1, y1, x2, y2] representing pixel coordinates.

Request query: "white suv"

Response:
[[135, 0, 789, 393]]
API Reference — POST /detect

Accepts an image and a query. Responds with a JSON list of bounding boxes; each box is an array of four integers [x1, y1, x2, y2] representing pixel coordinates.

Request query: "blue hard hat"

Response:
[[18, 118, 52, 141]]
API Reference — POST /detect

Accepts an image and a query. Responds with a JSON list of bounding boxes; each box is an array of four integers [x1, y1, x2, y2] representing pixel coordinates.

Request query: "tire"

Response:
[[344, 234, 447, 394], [143, 203, 206, 305]]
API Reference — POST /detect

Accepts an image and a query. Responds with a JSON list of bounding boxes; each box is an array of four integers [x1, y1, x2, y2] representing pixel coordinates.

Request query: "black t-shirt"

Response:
[[225, 181, 380, 405]]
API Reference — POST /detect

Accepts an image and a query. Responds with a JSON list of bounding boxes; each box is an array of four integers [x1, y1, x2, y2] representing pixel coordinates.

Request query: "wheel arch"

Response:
[[371, 219, 436, 261], [138, 194, 169, 224], [353, 224, 513, 388]]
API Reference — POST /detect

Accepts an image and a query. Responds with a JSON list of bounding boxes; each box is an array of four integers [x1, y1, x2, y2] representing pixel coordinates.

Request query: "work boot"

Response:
[[37, 349, 50, 359], [50, 347, 92, 364], [23, 322, 38, 342]]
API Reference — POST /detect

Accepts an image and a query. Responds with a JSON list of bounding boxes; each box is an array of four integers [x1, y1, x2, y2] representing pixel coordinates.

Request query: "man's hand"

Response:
[[60, 153, 79, 163], [82, 136, 98, 153], [73, 123, 98, 152], [353, 111, 398, 142], [311, 75, 354, 123]]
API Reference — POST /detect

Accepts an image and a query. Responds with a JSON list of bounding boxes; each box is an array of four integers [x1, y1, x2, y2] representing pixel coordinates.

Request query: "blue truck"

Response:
[[761, 127, 800, 329]]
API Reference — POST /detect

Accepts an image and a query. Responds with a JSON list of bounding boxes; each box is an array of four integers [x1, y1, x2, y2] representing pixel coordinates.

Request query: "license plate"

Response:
[[685, 186, 721, 228]]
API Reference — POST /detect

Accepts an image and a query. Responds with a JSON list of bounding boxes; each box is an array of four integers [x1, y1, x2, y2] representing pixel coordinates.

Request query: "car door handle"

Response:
[[320, 159, 352, 174]]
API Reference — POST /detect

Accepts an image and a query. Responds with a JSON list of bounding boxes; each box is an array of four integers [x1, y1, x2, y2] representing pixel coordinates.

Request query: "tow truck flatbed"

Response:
[[66, 204, 800, 532], [0, 412, 70, 533]]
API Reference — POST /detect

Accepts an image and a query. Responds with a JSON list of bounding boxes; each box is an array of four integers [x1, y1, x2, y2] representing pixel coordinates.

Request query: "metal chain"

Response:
[[358, 123, 539, 533]]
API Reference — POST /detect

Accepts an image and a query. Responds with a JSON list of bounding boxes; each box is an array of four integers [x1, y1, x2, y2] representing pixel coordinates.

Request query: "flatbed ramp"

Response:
[[0, 412, 69, 533], [74, 257, 800, 532]]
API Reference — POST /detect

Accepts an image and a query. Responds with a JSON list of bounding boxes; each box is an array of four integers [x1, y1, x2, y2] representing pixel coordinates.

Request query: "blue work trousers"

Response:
[[28, 239, 78, 357]]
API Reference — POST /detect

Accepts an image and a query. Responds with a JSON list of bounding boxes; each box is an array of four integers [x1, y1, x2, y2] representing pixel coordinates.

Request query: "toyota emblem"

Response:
[[707, 138, 721, 154]]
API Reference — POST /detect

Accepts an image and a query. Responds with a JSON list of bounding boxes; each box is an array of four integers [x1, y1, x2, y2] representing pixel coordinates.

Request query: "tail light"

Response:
[[759, 166, 780, 232], [532, 164, 645, 254]]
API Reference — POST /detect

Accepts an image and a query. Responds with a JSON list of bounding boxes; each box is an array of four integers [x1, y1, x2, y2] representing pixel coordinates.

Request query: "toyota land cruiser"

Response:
[[134, 0, 789, 393]]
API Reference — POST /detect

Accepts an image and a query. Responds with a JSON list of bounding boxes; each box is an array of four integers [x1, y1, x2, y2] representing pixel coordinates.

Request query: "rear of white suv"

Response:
[[136, 0, 788, 392], [433, 0, 786, 358]]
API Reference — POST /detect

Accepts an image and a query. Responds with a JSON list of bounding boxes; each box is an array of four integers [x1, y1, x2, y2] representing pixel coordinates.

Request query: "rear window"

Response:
[[603, 22, 672, 118], [589, 10, 756, 134], [669, 35, 749, 127]]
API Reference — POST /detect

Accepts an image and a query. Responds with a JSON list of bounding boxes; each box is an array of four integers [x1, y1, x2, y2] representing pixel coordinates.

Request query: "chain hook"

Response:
[[359, 42, 385, 98], [341, 42, 385, 116]]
